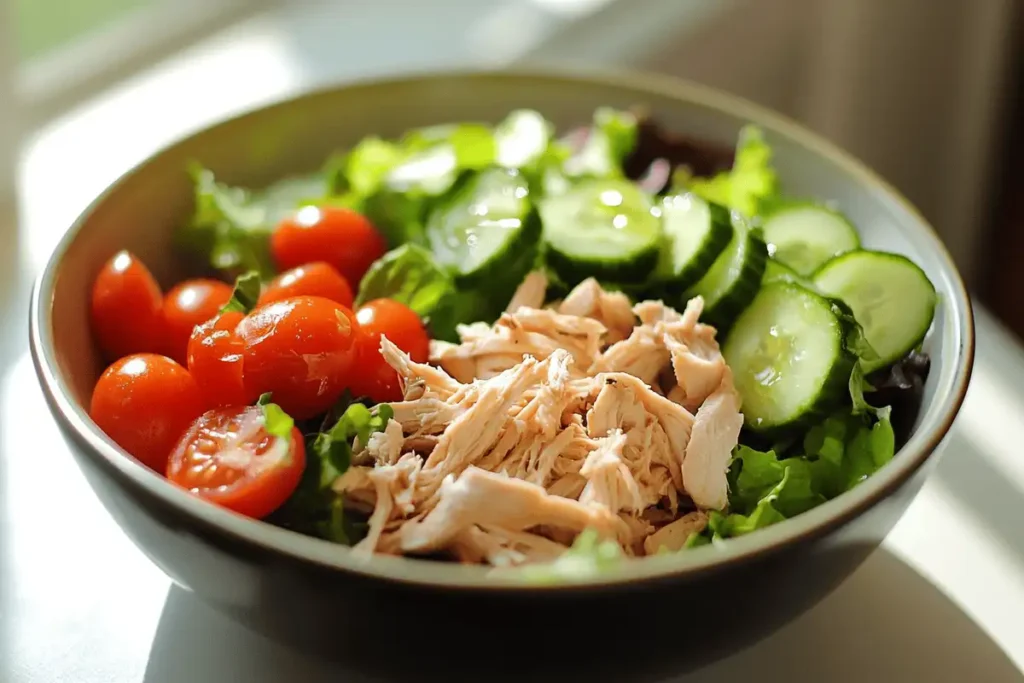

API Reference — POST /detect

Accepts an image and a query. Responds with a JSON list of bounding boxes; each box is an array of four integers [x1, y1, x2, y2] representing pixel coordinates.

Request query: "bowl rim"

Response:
[[29, 66, 975, 591]]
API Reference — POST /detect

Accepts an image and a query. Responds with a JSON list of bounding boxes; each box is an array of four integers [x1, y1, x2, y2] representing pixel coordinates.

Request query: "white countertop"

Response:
[[3, 3, 1024, 681]]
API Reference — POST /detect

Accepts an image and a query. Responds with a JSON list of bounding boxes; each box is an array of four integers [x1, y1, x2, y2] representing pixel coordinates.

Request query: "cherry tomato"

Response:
[[167, 405, 305, 519], [270, 205, 386, 286], [187, 311, 255, 408], [237, 296, 359, 419], [162, 278, 234, 365], [89, 353, 205, 472], [348, 299, 430, 403], [90, 250, 165, 360], [257, 262, 354, 308]]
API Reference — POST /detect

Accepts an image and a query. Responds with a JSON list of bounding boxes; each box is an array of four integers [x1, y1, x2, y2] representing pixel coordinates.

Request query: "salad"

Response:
[[86, 107, 935, 577]]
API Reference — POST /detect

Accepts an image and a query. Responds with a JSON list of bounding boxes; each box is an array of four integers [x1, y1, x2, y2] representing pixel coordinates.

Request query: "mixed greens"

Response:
[[175, 106, 935, 573]]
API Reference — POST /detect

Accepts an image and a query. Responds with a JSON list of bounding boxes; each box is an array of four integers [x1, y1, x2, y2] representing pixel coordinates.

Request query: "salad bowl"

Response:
[[29, 69, 973, 680]]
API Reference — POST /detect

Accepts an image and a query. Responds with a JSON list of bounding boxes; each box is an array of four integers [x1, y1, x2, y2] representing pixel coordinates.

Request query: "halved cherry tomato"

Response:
[[270, 205, 386, 286], [89, 353, 205, 472], [187, 310, 254, 408], [167, 405, 305, 519], [90, 250, 165, 360], [237, 296, 359, 419], [257, 261, 354, 308], [162, 278, 234, 365], [348, 299, 430, 403]]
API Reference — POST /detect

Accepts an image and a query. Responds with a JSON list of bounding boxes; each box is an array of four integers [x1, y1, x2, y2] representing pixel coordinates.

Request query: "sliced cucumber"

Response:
[[723, 281, 857, 432], [812, 250, 936, 372], [540, 178, 661, 284], [763, 204, 860, 275], [656, 193, 734, 292], [763, 258, 813, 287], [685, 215, 768, 329], [425, 167, 539, 283]]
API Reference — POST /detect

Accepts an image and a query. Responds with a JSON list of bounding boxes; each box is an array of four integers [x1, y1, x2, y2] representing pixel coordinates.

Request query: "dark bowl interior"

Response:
[[29, 70, 973, 680]]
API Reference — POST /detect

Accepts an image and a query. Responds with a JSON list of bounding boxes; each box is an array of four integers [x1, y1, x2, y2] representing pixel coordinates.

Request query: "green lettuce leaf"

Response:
[[267, 401, 393, 545], [518, 528, 624, 584], [355, 243, 497, 342], [255, 392, 295, 441], [178, 165, 328, 280], [311, 403, 394, 490], [675, 125, 778, 218], [219, 270, 262, 314], [563, 107, 638, 180], [694, 407, 896, 544]]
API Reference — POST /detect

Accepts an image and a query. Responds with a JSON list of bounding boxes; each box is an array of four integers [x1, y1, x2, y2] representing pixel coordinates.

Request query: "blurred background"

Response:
[[0, 0, 1022, 332]]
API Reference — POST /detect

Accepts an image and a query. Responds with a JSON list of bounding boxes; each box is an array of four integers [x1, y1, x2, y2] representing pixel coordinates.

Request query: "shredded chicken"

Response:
[[340, 272, 744, 566]]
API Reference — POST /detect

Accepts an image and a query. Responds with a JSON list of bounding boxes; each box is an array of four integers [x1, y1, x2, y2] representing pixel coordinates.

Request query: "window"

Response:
[[4, 0, 277, 129]]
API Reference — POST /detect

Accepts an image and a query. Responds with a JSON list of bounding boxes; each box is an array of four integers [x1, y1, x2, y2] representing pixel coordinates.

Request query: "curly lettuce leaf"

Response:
[[695, 407, 895, 544], [674, 125, 779, 218], [179, 165, 329, 280], [312, 402, 394, 489], [355, 243, 499, 342], [268, 401, 393, 544]]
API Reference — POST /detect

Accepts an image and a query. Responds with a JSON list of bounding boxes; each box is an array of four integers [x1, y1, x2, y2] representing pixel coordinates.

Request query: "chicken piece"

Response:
[[508, 308, 606, 363], [333, 466, 376, 511], [450, 524, 568, 566], [505, 270, 549, 314], [585, 377, 683, 508], [430, 316, 574, 382], [365, 418, 405, 467], [557, 278, 636, 343], [633, 299, 682, 326], [513, 350, 576, 439], [422, 356, 545, 480], [590, 325, 670, 386], [595, 373, 695, 461], [547, 473, 588, 499], [381, 337, 463, 400], [658, 297, 728, 412], [643, 511, 709, 555], [682, 372, 743, 510], [388, 397, 466, 436], [579, 430, 645, 515], [354, 467, 399, 555], [398, 467, 628, 553]]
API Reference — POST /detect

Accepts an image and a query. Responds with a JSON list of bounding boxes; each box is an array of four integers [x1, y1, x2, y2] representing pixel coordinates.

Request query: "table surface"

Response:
[[4, 3, 1024, 681]]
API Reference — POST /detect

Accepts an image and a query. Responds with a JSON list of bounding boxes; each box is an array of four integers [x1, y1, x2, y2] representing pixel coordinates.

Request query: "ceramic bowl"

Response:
[[29, 70, 974, 681]]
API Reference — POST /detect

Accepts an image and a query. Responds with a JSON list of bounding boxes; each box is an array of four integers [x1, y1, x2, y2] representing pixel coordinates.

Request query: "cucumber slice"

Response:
[[812, 250, 936, 372], [425, 167, 538, 282], [685, 215, 768, 329], [763, 258, 804, 285], [540, 178, 661, 284], [723, 281, 857, 432], [763, 204, 860, 275], [656, 193, 734, 292]]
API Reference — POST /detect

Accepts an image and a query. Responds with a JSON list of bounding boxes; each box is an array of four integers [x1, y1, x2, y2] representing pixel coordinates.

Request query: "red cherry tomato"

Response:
[[257, 262, 354, 308], [237, 296, 359, 419], [187, 311, 254, 408], [89, 353, 205, 472], [167, 405, 305, 519], [162, 278, 234, 365], [270, 205, 386, 286], [348, 299, 430, 403], [90, 251, 165, 360]]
